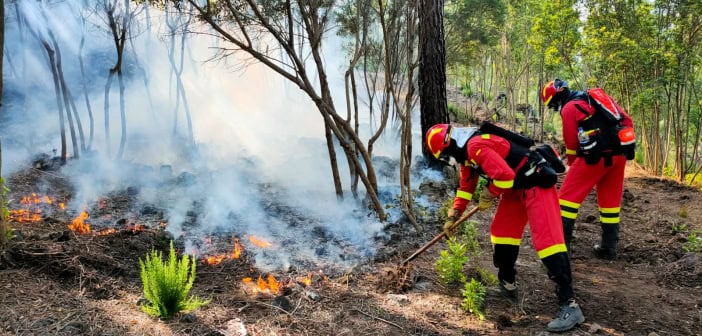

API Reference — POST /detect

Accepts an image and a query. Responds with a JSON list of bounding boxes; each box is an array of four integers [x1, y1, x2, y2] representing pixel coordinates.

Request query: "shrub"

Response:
[[139, 241, 210, 319], [0, 177, 11, 248], [461, 278, 486, 320], [683, 230, 702, 253], [435, 237, 468, 286]]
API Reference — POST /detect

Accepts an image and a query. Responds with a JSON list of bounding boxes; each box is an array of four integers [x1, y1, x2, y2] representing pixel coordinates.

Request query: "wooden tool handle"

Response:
[[401, 206, 480, 265]]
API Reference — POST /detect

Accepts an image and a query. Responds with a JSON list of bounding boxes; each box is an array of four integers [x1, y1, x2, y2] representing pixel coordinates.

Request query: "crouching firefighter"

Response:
[[425, 123, 585, 332], [541, 79, 636, 259]]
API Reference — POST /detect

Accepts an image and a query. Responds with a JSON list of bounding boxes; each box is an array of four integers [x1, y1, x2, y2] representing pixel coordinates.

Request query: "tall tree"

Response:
[[419, 0, 449, 165]]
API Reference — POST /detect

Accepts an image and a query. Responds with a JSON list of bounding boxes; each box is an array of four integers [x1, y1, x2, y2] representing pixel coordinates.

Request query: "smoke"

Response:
[[1, 2, 431, 272]]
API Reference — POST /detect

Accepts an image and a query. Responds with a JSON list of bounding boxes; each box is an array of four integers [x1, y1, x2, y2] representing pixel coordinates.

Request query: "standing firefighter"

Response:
[[541, 79, 636, 259], [425, 123, 585, 332]]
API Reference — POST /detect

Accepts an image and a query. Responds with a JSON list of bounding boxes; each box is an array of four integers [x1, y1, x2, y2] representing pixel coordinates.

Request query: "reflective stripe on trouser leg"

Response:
[[541, 252, 574, 305], [493, 244, 519, 284], [559, 199, 580, 250], [599, 207, 620, 248]]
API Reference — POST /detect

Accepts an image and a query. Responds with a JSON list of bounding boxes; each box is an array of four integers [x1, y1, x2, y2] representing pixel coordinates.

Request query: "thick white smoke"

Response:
[[1, 2, 431, 272]]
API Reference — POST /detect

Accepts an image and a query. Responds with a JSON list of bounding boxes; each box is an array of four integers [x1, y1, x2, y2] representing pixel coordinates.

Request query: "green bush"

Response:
[[435, 237, 468, 286], [139, 241, 210, 319], [461, 278, 486, 320], [683, 230, 702, 253], [0, 177, 11, 247]]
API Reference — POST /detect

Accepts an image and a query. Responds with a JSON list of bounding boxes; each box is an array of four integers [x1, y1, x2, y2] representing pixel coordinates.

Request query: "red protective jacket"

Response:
[[561, 97, 634, 165], [452, 134, 516, 213]]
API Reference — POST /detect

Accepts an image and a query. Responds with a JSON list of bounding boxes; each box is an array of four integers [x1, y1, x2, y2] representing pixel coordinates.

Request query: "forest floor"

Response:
[[0, 160, 701, 336]]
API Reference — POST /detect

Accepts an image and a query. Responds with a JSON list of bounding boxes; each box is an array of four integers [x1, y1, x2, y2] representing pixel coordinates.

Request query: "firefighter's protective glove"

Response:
[[478, 187, 498, 210], [443, 208, 460, 237]]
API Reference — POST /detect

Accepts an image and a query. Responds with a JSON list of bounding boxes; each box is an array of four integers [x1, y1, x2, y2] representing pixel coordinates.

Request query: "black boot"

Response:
[[593, 224, 619, 260]]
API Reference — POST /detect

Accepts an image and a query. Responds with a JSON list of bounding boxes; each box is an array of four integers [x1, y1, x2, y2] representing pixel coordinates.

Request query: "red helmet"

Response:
[[541, 79, 568, 106], [425, 124, 452, 158]]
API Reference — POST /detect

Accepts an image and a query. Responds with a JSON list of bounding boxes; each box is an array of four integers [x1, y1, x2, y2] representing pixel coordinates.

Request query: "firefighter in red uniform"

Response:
[[541, 79, 636, 259], [425, 123, 585, 332]]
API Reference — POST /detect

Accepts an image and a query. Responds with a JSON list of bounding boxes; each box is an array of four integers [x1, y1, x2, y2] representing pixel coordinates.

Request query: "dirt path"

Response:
[[0, 164, 700, 335]]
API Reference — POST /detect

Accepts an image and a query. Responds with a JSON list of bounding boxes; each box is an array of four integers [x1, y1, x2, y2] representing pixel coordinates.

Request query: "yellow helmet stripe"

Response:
[[427, 127, 445, 158]]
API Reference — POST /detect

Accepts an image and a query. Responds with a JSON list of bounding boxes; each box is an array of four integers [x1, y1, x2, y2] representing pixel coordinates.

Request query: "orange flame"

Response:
[[125, 223, 147, 233], [297, 273, 313, 287], [232, 238, 243, 259], [69, 211, 91, 234], [203, 254, 227, 265], [249, 236, 272, 248], [242, 274, 280, 295], [96, 228, 119, 236], [9, 209, 42, 223]]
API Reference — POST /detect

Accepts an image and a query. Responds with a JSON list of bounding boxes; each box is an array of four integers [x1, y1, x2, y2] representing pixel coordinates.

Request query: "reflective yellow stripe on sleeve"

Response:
[[493, 179, 514, 189], [456, 190, 473, 201], [565, 148, 577, 155]]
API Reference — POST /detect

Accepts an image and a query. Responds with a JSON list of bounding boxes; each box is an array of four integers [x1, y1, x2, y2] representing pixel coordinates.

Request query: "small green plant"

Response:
[[139, 241, 210, 319], [461, 278, 486, 320], [0, 177, 11, 248], [435, 237, 468, 286], [683, 230, 702, 253], [461, 220, 482, 258], [671, 222, 687, 234], [475, 265, 498, 286]]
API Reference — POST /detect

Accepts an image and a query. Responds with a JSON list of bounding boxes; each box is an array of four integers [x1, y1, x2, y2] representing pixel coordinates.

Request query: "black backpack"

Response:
[[478, 122, 565, 189], [571, 88, 636, 165]]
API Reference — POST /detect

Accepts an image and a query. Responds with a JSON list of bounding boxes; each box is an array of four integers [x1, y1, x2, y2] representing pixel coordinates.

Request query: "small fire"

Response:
[[202, 238, 245, 265], [297, 272, 313, 287], [69, 211, 91, 234], [125, 223, 147, 233], [232, 238, 243, 259], [242, 274, 280, 295], [96, 228, 119, 236], [10, 193, 66, 223], [204, 255, 227, 265], [249, 235, 272, 248], [9, 209, 42, 223]]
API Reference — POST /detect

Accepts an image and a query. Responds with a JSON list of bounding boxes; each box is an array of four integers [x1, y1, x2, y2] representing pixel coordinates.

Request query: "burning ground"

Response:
[[0, 160, 701, 335]]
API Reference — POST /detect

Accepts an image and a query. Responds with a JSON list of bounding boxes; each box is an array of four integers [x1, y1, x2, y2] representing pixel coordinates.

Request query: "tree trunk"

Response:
[[78, 22, 95, 151], [418, 0, 449, 165], [43, 42, 68, 162], [0, 0, 6, 250]]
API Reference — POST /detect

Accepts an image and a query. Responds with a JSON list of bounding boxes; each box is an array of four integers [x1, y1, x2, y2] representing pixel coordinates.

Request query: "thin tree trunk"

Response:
[[44, 42, 68, 162], [116, 71, 127, 159], [104, 71, 115, 155], [78, 19, 95, 150]]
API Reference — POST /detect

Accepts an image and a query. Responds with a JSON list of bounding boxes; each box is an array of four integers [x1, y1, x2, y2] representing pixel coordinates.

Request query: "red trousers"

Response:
[[490, 186, 567, 258], [558, 155, 627, 223]]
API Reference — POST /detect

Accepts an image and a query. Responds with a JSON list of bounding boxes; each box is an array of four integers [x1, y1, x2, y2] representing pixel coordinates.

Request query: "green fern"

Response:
[[139, 241, 210, 319], [461, 278, 486, 319], [0, 177, 11, 246]]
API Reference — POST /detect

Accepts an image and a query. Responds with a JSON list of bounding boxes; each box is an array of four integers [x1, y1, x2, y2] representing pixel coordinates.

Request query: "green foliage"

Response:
[[461, 278, 486, 320], [435, 237, 468, 286], [0, 177, 11, 246], [476, 266, 498, 286], [671, 222, 688, 235], [139, 241, 210, 319], [461, 219, 482, 258], [683, 230, 702, 253], [472, 177, 489, 201]]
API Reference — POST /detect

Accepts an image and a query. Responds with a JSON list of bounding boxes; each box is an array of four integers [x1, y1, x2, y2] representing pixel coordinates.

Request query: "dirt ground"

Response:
[[0, 162, 701, 336]]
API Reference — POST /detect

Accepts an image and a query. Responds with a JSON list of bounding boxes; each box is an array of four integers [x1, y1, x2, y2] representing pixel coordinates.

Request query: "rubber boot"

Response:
[[593, 224, 619, 260]]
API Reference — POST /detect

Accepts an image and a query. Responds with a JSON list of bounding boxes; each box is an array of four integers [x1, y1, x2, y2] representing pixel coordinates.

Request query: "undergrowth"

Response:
[[139, 241, 210, 319]]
